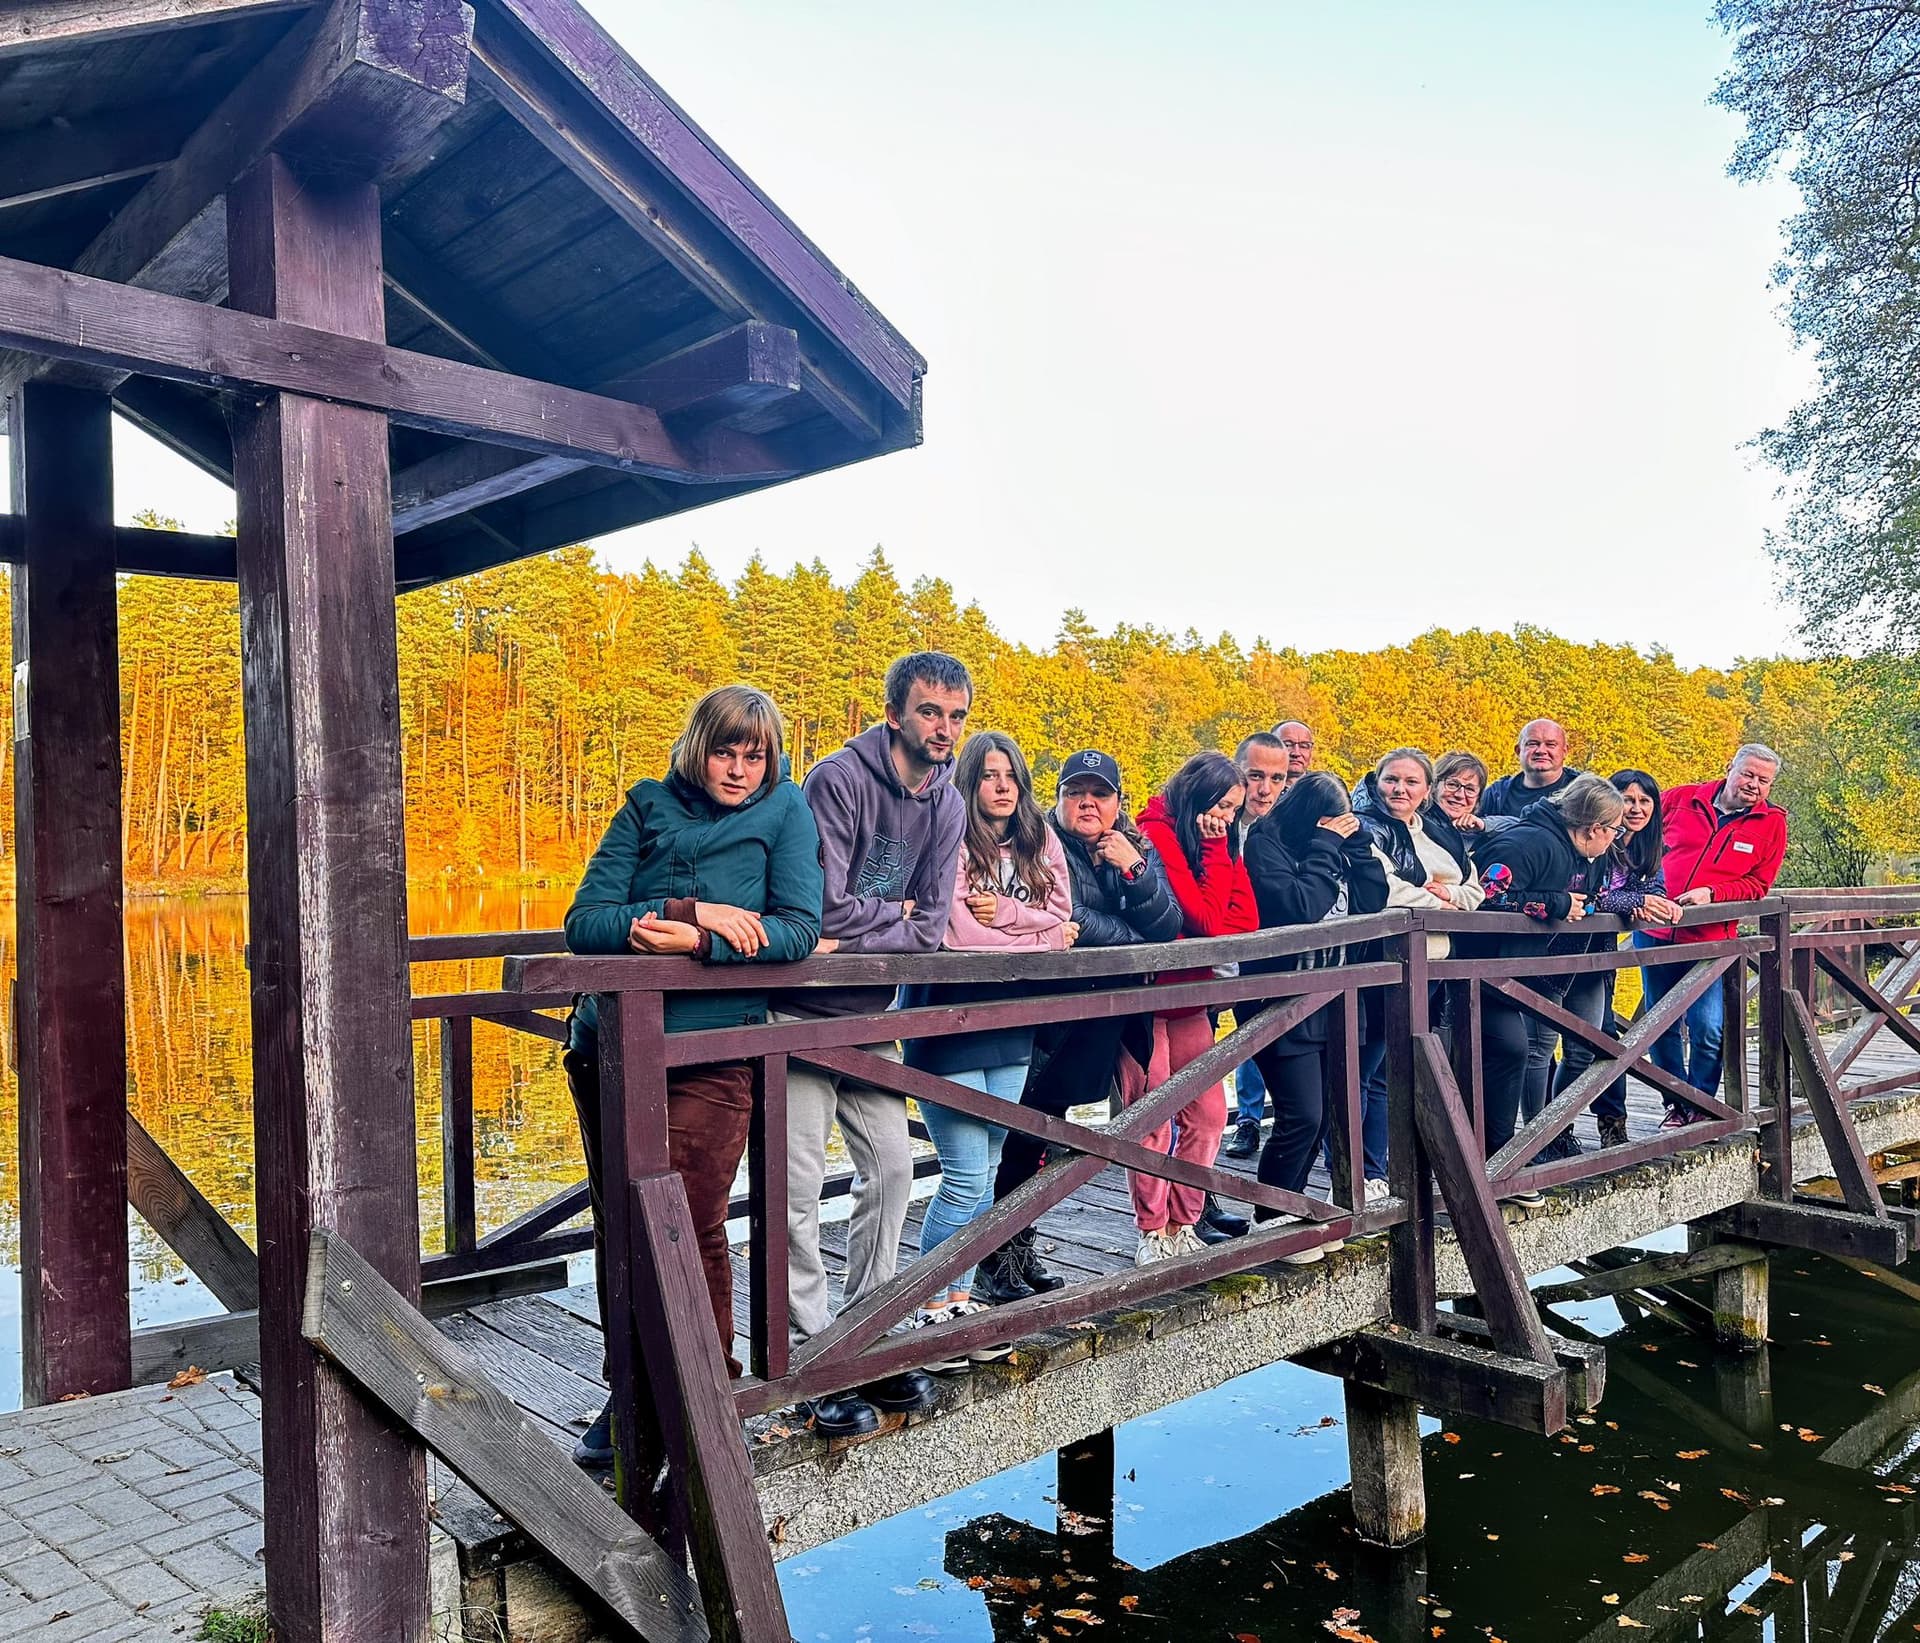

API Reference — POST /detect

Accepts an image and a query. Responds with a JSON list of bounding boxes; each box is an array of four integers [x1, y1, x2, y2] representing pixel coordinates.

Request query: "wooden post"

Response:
[[1759, 908, 1791, 1197], [227, 152, 427, 1643], [1691, 1224, 1769, 1351], [1056, 1427, 1114, 1525], [8, 381, 131, 1404], [1344, 1382, 1425, 1547], [1387, 919, 1436, 1333]]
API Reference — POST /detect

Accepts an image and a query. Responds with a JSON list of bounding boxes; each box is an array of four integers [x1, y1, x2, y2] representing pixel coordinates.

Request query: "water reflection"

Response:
[[781, 1253, 1920, 1640], [0, 890, 585, 1408]]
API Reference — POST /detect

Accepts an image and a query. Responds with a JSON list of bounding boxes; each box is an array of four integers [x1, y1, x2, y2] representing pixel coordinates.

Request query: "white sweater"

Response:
[[1371, 814, 1485, 957]]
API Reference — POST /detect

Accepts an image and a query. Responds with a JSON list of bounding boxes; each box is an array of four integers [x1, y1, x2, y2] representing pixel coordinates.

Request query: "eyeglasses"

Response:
[[1438, 780, 1480, 797]]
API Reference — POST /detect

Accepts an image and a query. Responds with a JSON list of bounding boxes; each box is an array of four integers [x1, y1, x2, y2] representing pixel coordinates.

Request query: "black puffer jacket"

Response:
[[1048, 814, 1183, 949], [1241, 819, 1390, 1050], [1463, 798, 1609, 981], [1351, 774, 1472, 887], [1477, 766, 1581, 820]]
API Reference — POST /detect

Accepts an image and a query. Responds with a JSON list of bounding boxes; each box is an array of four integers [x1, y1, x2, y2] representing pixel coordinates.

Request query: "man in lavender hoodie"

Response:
[[778, 651, 971, 1436]]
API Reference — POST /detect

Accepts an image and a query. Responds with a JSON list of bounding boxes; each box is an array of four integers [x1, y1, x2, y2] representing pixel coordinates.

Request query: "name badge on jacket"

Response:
[[1733, 841, 1754, 854]]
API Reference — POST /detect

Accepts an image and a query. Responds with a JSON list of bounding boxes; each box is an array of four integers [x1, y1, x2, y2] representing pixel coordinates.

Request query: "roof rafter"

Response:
[[0, 0, 312, 60]]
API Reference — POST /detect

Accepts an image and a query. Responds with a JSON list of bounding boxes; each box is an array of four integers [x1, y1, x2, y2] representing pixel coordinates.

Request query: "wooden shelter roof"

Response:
[[0, 0, 924, 586]]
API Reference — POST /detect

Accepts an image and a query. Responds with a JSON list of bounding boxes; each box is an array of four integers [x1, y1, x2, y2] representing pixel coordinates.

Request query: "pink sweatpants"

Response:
[[1114, 1010, 1227, 1231]]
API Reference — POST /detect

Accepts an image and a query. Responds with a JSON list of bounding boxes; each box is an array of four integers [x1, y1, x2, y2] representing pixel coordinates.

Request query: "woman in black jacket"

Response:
[[1242, 773, 1390, 1263], [1469, 774, 1625, 1164], [976, 749, 1182, 1301]]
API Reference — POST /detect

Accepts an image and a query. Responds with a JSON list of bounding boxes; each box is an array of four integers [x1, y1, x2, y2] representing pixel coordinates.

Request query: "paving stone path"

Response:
[[0, 1373, 265, 1642]]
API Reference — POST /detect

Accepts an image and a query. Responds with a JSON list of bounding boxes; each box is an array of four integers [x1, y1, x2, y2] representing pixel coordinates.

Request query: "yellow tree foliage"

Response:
[[0, 543, 1910, 889]]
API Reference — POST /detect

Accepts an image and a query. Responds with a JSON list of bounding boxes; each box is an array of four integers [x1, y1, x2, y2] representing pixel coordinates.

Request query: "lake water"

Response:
[[3, 899, 1916, 1639]]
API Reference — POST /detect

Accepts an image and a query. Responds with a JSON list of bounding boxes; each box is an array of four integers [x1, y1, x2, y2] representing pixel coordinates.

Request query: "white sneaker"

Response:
[[945, 1297, 1014, 1363], [911, 1305, 973, 1374], [1135, 1229, 1173, 1266], [1166, 1224, 1207, 1259], [1267, 1210, 1337, 1266], [1364, 1178, 1390, 1205]]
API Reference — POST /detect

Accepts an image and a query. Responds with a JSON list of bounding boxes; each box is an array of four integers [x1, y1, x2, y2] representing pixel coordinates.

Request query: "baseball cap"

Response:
[[1059, 749, 1122, 795]]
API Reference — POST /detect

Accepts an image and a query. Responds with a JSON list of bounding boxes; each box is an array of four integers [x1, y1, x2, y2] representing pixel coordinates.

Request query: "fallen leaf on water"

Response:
[[1616, 1619, 1647, 1630], [1696, 1543, 1718, 1550], [1605, 1421, 1619, 1430], [1640, 1344, 1659, 1353], [1441, 1432, 1462, 1444], [1314, 1562, 1339, 1582], [1865, 1383, 1886, 1396], [1623, 1553, 1649, 1564], [1737, 1605, 1761, 1616], [1637, 1490, 1671, 1511], [1578, 1444, 1595, 1453], [1053, 1609, 1101, 1624], [1720, 1488, 1752, 1504], [1431, 1630, 1445, 1639], [1592, 1484, 1621, 1496], [1330, 1609, 1361, 1625], [1796, 1428, 1824, 1443], [1233, 1634, 1261, 1643], [1838, 1551, 1856, 1563], [1602, 1594, 1620, 1605], [1677, 1359, 1700, 1368], [1676, 1449, 1708, 1460], [1770, 1573, 1796, 1585], [965, 1577, 987, 1591], [1880, 1483, 1916, 1495], [1486, 1532, 1501, 1541], [1118, 1596, 1139, 1611]]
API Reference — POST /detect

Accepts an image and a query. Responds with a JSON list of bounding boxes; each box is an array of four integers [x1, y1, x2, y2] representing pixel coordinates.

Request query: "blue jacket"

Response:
[[565, 771, 823, 1041]]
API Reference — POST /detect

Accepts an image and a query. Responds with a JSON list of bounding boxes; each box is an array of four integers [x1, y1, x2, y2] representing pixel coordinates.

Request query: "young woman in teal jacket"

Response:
[[562, 684, 823, 1466]]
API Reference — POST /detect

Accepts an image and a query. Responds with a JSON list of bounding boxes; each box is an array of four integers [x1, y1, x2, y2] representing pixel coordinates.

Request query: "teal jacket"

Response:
[[564, 771, 824, 1040]]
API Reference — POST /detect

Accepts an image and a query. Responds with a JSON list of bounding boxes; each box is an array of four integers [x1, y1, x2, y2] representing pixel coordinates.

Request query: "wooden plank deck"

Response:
[[433, 1030, 1920, 1593]]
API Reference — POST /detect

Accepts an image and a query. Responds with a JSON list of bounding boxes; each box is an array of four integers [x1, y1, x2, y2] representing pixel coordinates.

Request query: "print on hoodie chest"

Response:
[[853, 833, 911, 900]]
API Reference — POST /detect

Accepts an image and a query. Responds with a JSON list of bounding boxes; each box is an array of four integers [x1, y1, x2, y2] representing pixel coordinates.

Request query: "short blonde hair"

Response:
[[669, 685, 785, 798]]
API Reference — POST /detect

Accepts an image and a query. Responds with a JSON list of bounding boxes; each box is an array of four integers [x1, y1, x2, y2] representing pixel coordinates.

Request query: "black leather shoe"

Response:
[[1199, 1195, 1250, 1239], [571, 1399, 615, 1470], [801, 1391, 880, 1439], [1010, 1228, 1067, 1294], [860, 1369, 939, 1415], [1596, 1115, 1630, 1148], [1223, 1119, 1261, 1159], [974, 1244, 1037, 1305]]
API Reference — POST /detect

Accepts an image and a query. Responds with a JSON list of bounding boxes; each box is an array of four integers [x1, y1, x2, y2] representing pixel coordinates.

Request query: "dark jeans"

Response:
[[1519, 972, 1575, 1123], [1354, 1037, 1390, 1182], [1251, 1043, 1329, 1205], [564, 1041, 754, 1381], [1634, 931, 1726, 1109], [1234, 1051, 1268, 1125], [1552, 969, 1621, 1119], [995, 1015, 1128, 1199], [1480, 1005, 1530, 1156]]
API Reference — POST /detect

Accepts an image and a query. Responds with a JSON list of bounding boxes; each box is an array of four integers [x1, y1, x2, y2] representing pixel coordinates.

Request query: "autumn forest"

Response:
[[0, 532, 1914, 896]]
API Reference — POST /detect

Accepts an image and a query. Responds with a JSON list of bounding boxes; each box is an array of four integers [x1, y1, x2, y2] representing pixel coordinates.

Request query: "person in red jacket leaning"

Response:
[[1633, 743, 1787, 1126]]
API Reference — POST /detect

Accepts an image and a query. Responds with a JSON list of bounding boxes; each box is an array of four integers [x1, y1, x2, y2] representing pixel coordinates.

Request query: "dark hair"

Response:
[[1609, 768, 1665, 880], [954, 732, 1055, 906], [1161, 751, 1246, 877], [884, 651, 972, 716], [1235, 731, 1285, 764], [1270, 770, 1350, 856]]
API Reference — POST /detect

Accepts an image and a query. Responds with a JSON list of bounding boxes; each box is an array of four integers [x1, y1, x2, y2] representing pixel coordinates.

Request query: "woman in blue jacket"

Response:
[[562, 685, 823, 1466]]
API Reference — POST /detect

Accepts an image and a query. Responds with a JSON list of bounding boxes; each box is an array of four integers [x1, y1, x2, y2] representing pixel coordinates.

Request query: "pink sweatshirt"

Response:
[[943, 830, 1074, 950]]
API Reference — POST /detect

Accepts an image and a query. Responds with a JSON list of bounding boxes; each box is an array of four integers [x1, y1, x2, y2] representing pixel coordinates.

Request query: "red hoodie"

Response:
[[1645, 779, 1787, 946], [1135, 794, 1259, 1008]]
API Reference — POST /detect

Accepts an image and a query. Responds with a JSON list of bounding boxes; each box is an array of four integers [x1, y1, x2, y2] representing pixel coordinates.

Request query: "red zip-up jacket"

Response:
[[1644, 779, 1787, 946], [1136, 794, 1258, 1012]]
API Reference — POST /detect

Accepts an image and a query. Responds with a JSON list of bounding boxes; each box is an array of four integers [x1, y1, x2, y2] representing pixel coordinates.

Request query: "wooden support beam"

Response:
[[1784, 988, 1889, 1217], [1343, 1383, 1424, 1548], [1526, 1240, 1766, 1307], [0, 0, 473, 396], [8, 381, 131, 1404], [1706, 1198, 1909, 1267], [132, 1255, 570, 1385], [390, 446, 584, 534], [126, 1116, 259, 1312], [0, 0, 313, 59], [1435, 1310, 1606, 1411], [301, 1230, 709, 1643], [1707, 1250, 1769, 1352], [227, 153, 426, 1643], [1296, 1323, 1569, 1435], [0, 254, 799, 484], [0, 514, 238, 580], [0, 109, 192, 212], [1409, 1033, 1554, 1365]]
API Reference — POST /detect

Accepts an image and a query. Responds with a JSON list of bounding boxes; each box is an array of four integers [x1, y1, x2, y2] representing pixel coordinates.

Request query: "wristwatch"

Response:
[[1122, 859, 1147, 884]]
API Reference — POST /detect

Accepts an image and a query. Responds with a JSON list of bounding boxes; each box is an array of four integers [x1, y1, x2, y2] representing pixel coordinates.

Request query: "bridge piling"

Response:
[[1344, 1382, 1425, 1548]]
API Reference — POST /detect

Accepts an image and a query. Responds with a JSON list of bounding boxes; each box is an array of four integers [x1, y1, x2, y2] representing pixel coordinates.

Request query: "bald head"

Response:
[[1517, 719, 1568, 787], [1273, 720, 1316, 777]]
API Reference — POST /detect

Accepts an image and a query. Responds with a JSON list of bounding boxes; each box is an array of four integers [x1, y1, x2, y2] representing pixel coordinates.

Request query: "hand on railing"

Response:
[[695, 902, 770, 956], [629, 914, 699, 954], [1635, 895, 1685, 923]]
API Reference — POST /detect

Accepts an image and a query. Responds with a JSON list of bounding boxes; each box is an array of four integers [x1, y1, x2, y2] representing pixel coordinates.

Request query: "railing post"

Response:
[[1386, 915, 1436, 1333], [749, 1053, 791, 1382], [440, 1015, 477, 1256], [1759, 907, 1793, 1198], [1326, 990, 1362, 1212]]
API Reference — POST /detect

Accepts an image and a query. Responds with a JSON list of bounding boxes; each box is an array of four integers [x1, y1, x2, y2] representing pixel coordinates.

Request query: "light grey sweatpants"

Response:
[[774, 1014, 913, 1343]]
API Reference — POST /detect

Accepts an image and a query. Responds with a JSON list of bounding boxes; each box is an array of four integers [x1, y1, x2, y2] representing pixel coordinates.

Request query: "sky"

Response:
[[72, 0, 1811, 666]]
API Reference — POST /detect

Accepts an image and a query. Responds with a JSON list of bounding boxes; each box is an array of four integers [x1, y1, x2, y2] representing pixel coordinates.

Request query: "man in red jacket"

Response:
[[1634, 744, 1787, 1125]]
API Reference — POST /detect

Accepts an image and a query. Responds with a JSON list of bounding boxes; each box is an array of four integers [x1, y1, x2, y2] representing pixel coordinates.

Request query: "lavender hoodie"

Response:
[[781, 722, 966, 1017]]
